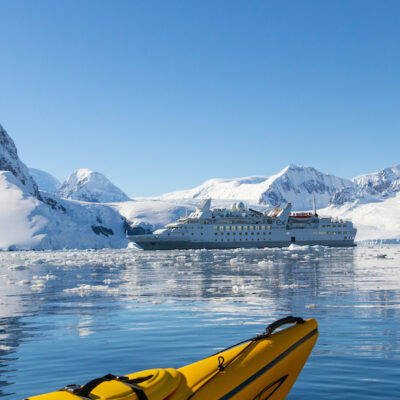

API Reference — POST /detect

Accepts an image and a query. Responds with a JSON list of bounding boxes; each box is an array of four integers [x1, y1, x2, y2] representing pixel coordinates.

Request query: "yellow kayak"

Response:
[[26, 316, 318, 400]]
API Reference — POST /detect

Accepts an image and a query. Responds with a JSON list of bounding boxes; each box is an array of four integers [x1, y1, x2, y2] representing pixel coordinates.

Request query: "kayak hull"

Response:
[[26, 318, 318, 400]]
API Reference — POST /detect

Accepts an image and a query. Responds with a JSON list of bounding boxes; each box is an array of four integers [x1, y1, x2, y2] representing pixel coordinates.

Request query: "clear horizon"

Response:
[[1, 0, 399, 197]]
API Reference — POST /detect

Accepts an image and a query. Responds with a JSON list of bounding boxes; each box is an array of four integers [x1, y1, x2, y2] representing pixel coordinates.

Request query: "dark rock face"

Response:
[[0, 124, 40, 198], [91, 225, 114, 237], [42, 195, 67, 213]]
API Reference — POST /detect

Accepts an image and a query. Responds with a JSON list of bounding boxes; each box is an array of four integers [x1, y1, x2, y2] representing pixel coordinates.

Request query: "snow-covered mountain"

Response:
[[2, 121, 400, 247], [161, 165, 351, 210], [0, 170, 128, 250], [0, 124, 39, 198], [57, 168, 130, 203], [331, 165, 400, 206], [29, 168, 61, 193], [0, 124, 131, 250]]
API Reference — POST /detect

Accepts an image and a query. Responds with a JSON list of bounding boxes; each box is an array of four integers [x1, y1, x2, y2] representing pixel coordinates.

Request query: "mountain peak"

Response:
[[0, 124, 40, 198], [57, 168, 131, 203], [160, 165, 351, 210]]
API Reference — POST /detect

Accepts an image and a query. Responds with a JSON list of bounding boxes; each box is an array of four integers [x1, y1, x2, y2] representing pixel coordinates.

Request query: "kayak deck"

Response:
[[26, 317, 318, 400]]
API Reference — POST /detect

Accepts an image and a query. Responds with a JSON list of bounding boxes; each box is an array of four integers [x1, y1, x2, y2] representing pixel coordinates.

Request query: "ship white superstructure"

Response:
[[128, 199, 357, 250]]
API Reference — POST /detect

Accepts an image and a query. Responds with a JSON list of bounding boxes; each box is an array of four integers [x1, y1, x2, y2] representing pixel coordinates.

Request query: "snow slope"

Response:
[[114, 200, 193, 232], [29, 168, 61, 193], [0, 172, 45, 249], [161, 165, 351, 210], [57, 168, 130, 203]]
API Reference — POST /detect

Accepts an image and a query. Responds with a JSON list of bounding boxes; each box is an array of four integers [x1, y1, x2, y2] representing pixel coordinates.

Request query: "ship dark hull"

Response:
[[131, 238, 356, 250]]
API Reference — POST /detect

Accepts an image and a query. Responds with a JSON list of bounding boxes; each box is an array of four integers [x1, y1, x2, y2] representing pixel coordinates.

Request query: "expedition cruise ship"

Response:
[[128, 199, 357, 250]]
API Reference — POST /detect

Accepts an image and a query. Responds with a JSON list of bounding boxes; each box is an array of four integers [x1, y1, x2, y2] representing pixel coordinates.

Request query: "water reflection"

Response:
[[0, 246, 399, 398]]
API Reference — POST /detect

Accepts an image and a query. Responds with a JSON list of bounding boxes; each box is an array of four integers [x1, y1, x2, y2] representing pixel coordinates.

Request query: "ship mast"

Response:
[[313, 197, 318, 217]]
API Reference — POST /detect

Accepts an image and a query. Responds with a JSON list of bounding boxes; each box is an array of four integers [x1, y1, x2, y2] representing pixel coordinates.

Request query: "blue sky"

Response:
[[1, 1, 399, 197]]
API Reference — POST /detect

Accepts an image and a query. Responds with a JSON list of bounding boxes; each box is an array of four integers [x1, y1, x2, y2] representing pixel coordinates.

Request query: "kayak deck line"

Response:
[[218, 328, 319, 400]]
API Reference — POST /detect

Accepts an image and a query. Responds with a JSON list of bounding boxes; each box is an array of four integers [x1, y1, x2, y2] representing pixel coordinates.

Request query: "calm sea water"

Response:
[[0, 245, 399, 399]]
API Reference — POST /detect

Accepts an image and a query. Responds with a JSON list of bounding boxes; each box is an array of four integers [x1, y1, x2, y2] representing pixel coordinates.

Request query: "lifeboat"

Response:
[[26, 317, 318, 400], [289, 213, 313, 221]]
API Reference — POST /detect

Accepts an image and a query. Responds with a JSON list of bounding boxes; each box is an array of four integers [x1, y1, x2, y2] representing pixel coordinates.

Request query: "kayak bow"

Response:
[[26, 316, 318, 400]]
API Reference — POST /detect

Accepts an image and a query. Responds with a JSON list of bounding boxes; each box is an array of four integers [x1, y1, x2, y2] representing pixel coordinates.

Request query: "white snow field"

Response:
[[0, 171, 46, 249], [29, 168, 61, 193]]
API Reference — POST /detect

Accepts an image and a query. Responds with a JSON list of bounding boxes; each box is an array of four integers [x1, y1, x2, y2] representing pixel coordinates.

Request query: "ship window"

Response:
[[219, 226, 224, 230], [261, 226, 266, 230], [286, 232, 290, 235], [269, 232, 271, 235], [245, 232, 248, 235], [249, 226, 254, 230], [239, 232, 242, 235], [257, 232, 260, 235], [268, 226, 271, 230], [221, 232, 224, 235], [214, 226, 218, 230], [233, 232, 236, 235], [238, 226, 242, 231], [344, 236, 347, 239], [244, 226, 248, 231], [251, 232, 254, 235], [232, 226, 236, 231], [313, 232, 317, 235], [227, 233, 230, 236], [226, 226, 230, 231]]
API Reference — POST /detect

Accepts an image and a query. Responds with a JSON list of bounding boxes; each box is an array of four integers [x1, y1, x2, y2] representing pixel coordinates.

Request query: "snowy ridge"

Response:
[[57, 168, 130, 203], [161, 165, 351, 210], [29, 168, 61, 194], [331, 165, 400, 205], [0, 124, 39, 197]]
